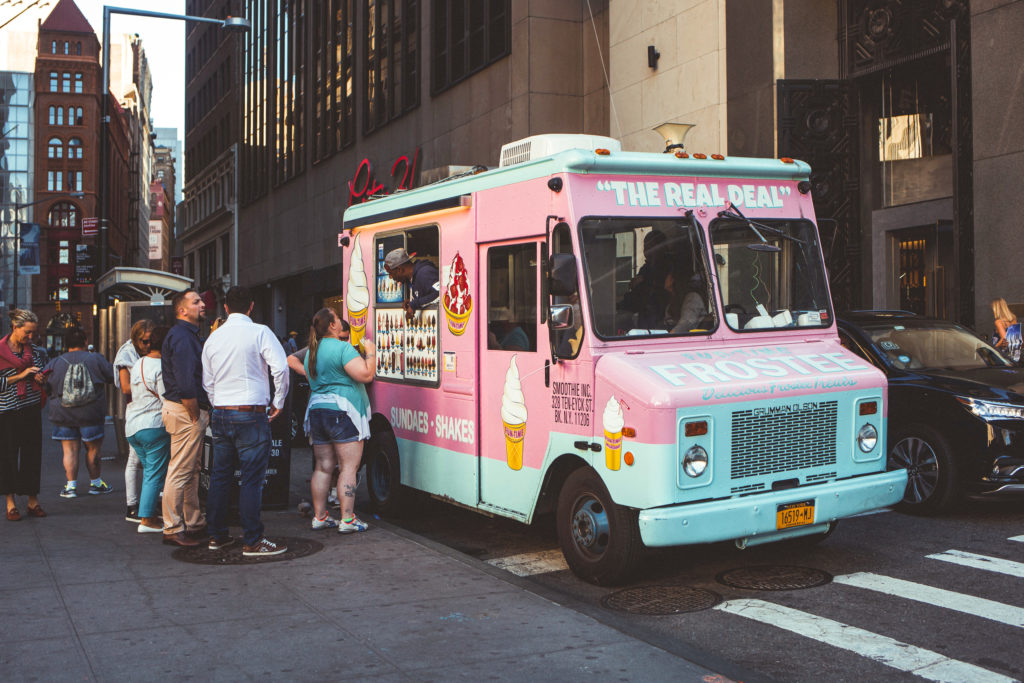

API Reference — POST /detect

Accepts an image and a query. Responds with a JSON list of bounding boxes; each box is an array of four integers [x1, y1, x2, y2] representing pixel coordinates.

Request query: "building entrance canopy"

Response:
[[96, 267, 193, 303]]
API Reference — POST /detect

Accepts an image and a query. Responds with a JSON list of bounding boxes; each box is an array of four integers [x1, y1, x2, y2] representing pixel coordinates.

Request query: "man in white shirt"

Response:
[[201, 286, 289, 557]]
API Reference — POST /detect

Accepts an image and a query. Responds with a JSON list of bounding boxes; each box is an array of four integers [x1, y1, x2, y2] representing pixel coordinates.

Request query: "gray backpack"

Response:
[[59, 356, 97, 407]]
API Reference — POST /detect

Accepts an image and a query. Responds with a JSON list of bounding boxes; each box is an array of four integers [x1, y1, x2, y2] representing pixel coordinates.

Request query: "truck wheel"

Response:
[[365, 429, 404, 515], [556, 467, 642, 585], [888, 423, 959, 514]]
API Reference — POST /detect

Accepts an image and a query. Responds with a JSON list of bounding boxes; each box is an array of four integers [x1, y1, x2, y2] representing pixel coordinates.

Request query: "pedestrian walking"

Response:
[[283, 331, 298, 354], [160, 289, 210, 547], [991, 297, 1022, 364], [1, 309, 49, 521], [303, 307, 375, 533], [114, 319, 155, 522], [202, 286, 290, 556], [125, 325, 171, 534], [42, 327, 115, 498]]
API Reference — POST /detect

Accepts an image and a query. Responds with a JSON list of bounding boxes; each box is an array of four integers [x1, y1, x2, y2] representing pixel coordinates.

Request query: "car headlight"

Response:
[[857, 424, 878, 452], [682, 445, 708, 477], [956, 397, 1024, 421]]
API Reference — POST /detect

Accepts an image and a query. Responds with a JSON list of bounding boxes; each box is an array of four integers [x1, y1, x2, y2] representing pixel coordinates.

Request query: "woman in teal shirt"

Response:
[[304, 308, 376, 533]]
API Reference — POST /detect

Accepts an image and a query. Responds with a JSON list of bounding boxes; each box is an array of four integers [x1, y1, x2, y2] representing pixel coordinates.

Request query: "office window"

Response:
[[68, 171, 83, 192], [49, 203, 80, 228], [313, 0, 354, 162], [48, 106, 63, 125], [68, 138, 83, 159], [273, 0, 306, 185], [76, 42, 81, 55], [243, 0, 270, 203], [365, 0, 419, 133], [48, 137, 63, 159], [58, 240, 71, 265], [431, 0, 509, 95], [74, 73, 83, 93], [47, 171, 63, 192], [62, 72, 71, 92], [51, 40, 57, 54], [49, 72, 58, 91], [63, 41, 69, 55]]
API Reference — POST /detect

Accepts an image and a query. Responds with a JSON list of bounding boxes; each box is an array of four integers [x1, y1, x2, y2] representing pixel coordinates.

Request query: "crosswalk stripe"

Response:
[[834, 572, 1024, 628], [485, 549, 568, 576], [1010, 535, 1024, 544], [715, 599, 1015, 683], [927, 550, 1024, 578]]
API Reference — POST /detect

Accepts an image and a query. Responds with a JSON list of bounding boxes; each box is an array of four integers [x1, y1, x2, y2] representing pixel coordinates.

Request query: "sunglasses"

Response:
[[139, 337, 152, 345]]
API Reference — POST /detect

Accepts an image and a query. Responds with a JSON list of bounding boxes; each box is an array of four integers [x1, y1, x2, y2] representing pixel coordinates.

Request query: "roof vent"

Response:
[[499, 134, 622, 167]]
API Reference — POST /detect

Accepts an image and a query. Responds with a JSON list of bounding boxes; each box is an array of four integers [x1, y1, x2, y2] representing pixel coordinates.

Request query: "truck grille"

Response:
[[730, 401, 838, 479]]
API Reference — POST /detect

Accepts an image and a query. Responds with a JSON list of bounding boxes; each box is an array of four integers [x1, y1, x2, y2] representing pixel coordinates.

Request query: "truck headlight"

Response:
[[682, 445, 708, 477], [957, 397, 1024, 421], [857, 424, 878, 453]]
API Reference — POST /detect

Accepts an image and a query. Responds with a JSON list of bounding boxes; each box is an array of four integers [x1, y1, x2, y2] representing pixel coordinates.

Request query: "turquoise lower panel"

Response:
[[397, 437, 479, 508], [637, 468, 908, 547]]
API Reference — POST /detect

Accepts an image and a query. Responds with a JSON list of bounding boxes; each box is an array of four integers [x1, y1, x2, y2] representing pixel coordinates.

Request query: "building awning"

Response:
[[96, 267, 193, 303]]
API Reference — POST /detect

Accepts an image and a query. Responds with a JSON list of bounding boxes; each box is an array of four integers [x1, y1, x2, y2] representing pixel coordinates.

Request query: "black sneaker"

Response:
[[125, 506, 140, 523], [208, 536, 237, 551], [242, 537, 287, 557]]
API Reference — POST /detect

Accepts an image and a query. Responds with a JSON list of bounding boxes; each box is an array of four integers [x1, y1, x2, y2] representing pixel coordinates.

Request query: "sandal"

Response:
[[6, 507, 21, 521], [26, 505, 47, 518]]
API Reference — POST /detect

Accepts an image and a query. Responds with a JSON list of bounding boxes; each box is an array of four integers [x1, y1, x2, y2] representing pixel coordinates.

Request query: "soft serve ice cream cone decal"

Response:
[[500, 355, 527, 470], [603, 396, 624, 471], [442, 252, 473, 335], [346, 235, 370, 349]]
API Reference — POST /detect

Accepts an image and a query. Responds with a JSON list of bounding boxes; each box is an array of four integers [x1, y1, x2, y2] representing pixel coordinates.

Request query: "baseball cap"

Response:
[[384, 248, 414, 270]]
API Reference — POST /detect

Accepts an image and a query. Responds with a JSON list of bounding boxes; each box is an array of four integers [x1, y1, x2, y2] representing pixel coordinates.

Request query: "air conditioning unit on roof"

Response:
[[499, 134, 622, 168]]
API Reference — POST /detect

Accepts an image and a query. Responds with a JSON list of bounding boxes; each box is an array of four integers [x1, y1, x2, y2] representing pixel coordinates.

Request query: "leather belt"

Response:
[[215, 405, 265, 412]]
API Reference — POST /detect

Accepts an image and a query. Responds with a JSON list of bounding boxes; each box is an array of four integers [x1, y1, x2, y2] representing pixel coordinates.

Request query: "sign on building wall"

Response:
[[82, 217, 99, 237], [74, 244, 97, 286], [149, 220, 162, 260]]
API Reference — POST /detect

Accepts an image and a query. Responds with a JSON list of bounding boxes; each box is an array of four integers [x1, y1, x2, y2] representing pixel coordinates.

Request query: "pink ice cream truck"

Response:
[[342, 134, 907, 585]]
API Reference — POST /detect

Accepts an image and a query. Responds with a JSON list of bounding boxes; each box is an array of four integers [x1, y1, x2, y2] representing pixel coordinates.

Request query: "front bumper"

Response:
[[637, 469, 908, 547]]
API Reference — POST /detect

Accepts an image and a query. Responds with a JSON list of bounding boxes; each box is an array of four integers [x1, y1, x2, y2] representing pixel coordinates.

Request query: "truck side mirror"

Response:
[[549, 253, 578, 296], [549, 304, 573, 329]]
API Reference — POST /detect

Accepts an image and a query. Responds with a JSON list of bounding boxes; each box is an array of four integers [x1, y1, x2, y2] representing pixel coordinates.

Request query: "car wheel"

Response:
[[364, 428, 405, 515], [556, 467, 643, 585], [888, 424, 959, 514]]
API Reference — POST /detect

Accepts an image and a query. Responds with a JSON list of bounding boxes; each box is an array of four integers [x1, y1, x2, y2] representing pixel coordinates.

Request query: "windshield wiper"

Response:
[[718, 205, 807, 250]]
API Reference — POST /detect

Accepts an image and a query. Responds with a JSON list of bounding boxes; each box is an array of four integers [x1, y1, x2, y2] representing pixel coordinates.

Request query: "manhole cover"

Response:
[[600, 585, 722, 615], [716, 565, 832, 591], [171, 536, 323, 565]]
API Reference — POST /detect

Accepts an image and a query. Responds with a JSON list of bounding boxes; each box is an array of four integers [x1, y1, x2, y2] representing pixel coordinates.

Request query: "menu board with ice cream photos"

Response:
[[374, 309, 439, 383]]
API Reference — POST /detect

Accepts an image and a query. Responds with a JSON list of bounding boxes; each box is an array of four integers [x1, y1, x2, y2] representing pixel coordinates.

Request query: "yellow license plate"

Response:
[[776, 500, 815, 530]]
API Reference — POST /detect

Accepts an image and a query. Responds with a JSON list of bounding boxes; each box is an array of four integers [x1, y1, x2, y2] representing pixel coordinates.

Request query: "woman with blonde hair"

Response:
[[303, 308, 375, 533], [991, 298, 1022, 363], [1, 309, 48, 521]]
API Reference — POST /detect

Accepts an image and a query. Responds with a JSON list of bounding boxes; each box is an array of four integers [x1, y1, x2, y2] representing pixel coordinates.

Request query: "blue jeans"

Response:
[[126, 427, 170, 519], [208, 409, 271, 546]]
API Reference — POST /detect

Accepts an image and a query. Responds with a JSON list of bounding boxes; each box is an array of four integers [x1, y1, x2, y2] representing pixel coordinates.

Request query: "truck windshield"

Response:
[[579, 216, 716, 339], [710, 217, 832, 331]]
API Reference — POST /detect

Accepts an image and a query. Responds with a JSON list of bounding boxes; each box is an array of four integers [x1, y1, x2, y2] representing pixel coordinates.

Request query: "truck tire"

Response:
[[364, 428, 405, 515], [556, 467, 642, 585]]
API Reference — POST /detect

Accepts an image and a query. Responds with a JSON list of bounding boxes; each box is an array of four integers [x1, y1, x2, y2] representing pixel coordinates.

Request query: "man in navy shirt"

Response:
[[160, 289, 209, 547], [384, 247, 439, 322]]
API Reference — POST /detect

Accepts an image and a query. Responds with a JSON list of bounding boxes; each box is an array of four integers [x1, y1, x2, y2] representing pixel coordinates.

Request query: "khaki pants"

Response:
[[161, 401, 209, 535]]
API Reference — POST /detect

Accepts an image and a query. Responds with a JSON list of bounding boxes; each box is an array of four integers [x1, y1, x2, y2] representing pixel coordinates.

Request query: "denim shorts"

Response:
[[52, 424, 105, 442], [308, 409, 360, 445]]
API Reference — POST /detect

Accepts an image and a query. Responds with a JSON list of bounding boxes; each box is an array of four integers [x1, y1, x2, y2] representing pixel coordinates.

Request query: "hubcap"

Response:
[[889, 437, 939, 504], [571, 495, 610, 557]]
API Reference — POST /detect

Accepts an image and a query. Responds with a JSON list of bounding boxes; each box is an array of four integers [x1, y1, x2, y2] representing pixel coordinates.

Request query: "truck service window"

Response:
[[373, 226, 441, 385], [486, 243, 537, 352], [579, 217, 715, 339], [709, 217, 832, 332]]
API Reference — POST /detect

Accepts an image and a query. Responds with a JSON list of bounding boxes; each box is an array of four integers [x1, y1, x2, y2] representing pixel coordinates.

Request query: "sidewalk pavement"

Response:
[[2, 419, 723, 681]]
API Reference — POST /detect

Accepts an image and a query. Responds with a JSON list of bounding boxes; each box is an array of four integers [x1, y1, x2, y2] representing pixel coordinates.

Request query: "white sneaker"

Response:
[[311, 514, 338, 530], [327, 489, 339, 506], [338, 517, 368, 534]]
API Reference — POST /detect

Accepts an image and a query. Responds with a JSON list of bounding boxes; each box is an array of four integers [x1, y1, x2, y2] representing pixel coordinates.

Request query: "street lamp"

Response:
[[97, 6, 250, 299], [1, 191, 85, 315]]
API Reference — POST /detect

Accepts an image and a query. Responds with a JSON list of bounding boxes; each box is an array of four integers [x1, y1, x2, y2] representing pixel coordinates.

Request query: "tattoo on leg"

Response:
[[344, 484, 356, 498]]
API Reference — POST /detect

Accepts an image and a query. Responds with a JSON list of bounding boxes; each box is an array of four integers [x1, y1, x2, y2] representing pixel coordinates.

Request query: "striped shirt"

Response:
[[0, 343, 48, 412]]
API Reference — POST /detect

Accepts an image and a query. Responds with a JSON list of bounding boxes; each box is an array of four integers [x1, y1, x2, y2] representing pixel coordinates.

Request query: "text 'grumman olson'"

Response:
[[342, 134, 908, 584]]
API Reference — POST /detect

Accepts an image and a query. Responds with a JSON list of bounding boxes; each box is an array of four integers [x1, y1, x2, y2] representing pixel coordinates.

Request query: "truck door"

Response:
[[478, 238, 547, 516]]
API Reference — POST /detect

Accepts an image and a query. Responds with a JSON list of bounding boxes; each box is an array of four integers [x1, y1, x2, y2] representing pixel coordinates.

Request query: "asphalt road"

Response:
[[372, 491, 1024, 683]]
